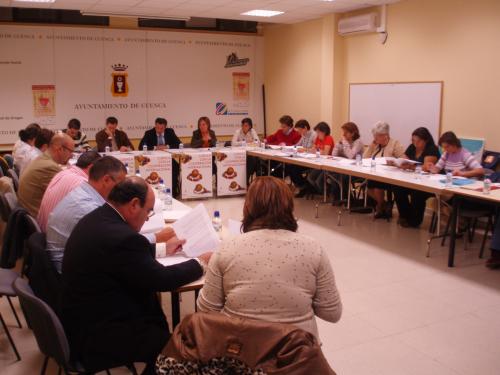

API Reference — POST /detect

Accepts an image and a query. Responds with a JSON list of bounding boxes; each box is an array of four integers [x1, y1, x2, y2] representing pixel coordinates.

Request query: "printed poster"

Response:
[[32, 84, 56, 117], [215, 149, 247, 196], [107, 152, 135, 172], [135, 152, 172, 191], [180, 151, 213, 199]]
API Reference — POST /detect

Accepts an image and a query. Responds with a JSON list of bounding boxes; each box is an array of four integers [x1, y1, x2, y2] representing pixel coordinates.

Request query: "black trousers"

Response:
[[80, 315, 169, 373], [394, 186, 431, 227], [287, 165, 308, 188]]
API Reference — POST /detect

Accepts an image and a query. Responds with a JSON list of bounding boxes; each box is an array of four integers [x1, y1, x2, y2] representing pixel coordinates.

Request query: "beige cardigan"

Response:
[[363, 138, 406, 159], [197, 229, 342, 340]]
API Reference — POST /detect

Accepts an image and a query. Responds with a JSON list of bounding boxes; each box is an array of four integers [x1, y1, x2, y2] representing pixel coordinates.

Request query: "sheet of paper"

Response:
[[228, 219, 242, 235], [156, 252, 194, 266], [172, 203, 220, 257], [362, 157, 387, 167]]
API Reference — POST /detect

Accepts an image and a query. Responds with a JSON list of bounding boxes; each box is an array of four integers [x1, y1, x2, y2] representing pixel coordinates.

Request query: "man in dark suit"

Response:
[[61, 177, 211, 374], [139, 117, 181, 151], [95, 116, 134, 152]]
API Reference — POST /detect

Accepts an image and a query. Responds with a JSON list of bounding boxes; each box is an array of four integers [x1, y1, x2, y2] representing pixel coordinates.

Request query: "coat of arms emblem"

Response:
[[111, 64, 129, 97]]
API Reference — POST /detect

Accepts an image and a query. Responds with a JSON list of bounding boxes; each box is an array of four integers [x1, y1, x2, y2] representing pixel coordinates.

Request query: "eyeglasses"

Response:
[[147, 209, 155, 219], [62, 145, 75, 153]]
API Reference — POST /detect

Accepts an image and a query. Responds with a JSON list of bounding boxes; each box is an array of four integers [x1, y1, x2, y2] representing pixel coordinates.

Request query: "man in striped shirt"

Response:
[[37, 151, 101, 232]]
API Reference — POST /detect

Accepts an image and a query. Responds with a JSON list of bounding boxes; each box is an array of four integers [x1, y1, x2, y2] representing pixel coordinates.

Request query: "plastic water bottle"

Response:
[[142, 144, 148, 153], [179, 143, 184, 150], [415, 165, 422, 180], [104, 146, 110, 153], [484, 177, 491, 195], [262, 139, 267, 149], [124, 163, 133, 176], [242, 140, 247, 148], [293, 146, 298, 157], [212, 211, 222, 232], [445, 170, 453, 187], [316, 148, 321, 158], [158, 179, 166, 201], [370, 158, 376, 171], [164, 187, 172, 210], [355, 154, 362, 166]]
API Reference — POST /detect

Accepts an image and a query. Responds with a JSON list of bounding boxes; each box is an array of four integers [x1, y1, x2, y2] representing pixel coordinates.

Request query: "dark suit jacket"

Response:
[[190, 129, 217, 148], [95, 129, 134, 152], [139, 128, 181, 150], [61, 203, 203, 364]]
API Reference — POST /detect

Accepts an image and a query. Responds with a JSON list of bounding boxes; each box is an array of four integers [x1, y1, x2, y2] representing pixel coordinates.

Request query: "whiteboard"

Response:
[[349, 82, 442, 147]]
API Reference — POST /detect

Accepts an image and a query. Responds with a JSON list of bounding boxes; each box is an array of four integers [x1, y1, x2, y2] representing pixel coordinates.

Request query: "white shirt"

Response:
[[232, 128, 259, 145], [13, 140, 40, 174]]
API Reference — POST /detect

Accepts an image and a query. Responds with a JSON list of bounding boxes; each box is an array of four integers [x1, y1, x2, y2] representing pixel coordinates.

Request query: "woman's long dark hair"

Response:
[[412, 127, 436, 146]]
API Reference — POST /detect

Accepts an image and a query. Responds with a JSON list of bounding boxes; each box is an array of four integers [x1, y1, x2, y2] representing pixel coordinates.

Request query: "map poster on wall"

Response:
[[215, 149, 247, 196], [32, 85, 56, 117], [179, 151, 213, 199], [135, 152, 172, 191]]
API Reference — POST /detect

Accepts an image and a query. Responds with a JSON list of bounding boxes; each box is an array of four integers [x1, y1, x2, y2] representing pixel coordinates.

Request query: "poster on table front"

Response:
[[180, 151, 213, 199], [108, 152, 135, 171], [215, 149, 247, 196], [135, 152, 172, 191]]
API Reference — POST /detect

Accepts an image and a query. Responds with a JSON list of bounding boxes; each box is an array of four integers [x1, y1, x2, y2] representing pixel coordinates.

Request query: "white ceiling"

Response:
[[1, 0, 400, 24]]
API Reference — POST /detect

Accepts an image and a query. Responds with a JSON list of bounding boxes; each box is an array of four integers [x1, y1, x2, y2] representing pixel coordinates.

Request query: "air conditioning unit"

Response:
[[338, 13, 378, 36]]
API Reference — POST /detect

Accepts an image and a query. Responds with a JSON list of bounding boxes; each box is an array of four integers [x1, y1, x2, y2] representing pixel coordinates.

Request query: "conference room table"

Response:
[[247, 148, 500, 267]]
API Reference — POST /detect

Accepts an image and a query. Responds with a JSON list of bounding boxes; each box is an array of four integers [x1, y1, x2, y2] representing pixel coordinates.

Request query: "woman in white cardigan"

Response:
[[197, 176, 342, 340]]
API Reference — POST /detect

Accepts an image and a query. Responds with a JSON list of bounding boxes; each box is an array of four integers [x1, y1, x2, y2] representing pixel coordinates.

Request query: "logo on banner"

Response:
[[224, 53, 249, 68], [216, 102, 228, 115], [110, 64, 129, 97], [215, 102, 248, 116], [32, 85, 56, 117]]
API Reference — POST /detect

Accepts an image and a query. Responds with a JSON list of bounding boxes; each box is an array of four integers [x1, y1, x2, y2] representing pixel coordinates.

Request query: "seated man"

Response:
[[61, 177, 211, 374], [95, 116, 134, 152], [139, 117, 181, 151], [38, 151, 101, 232], [63, 118, 90, 151], [266, 115, 301, 146], [22, 128, 55, 175], [45, 156, 127, 273], [18, 133, 74, 217]]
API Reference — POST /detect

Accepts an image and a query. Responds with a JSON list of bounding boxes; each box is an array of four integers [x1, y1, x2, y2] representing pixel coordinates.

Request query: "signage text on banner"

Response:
[[135, 152, 172, 191], [215, 149, 247, 196], [179, 151, 213, 199]]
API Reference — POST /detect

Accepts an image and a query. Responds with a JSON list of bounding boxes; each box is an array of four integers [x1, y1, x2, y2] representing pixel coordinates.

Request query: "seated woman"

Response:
[[294, 122, 334, 197], [13, 123, 40, 173], [326, 122, 364, 201], [429, 131, 484, 178], [191, 116, 217, 148], [364, 121, 406, 219], [197, 176, 342, 339], [393, 127, 440, 228], [232, 117, 259, 145]]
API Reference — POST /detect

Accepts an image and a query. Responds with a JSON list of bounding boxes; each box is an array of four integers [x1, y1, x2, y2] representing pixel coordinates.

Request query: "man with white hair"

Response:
[[363, 121, 406, 219]]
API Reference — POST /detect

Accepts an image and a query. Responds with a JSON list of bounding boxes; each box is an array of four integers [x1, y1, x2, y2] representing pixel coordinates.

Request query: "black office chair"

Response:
[[0, 269, 23, 361], [12, 277, 128, 375], [6, 169, 19, 192]]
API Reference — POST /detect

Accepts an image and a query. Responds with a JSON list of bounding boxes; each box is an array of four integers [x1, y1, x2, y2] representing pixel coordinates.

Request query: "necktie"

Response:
[[158, 134, 165, 145]]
